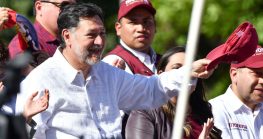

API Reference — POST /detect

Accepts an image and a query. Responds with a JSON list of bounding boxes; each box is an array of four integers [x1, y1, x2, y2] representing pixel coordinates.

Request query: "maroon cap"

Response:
[[118, 0, 156, 21], [206, 21, 258, 70], [231, 46, 263, 68]]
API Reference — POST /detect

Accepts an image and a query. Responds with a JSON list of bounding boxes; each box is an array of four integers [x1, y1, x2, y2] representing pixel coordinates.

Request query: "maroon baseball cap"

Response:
[[118, 0, 156, 21], [231, 45, 263, 68], [206, 21, 258, 70]]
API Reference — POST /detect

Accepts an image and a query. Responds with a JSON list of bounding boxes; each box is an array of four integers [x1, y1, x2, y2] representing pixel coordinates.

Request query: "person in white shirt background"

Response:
[[15, 2, 214, 139], [209, 46, 263, 139]]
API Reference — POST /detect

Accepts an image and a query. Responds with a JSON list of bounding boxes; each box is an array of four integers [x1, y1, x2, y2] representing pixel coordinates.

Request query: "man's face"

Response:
[[36, 0, 76, 36], [116, 7, 156, 54], [66, 16, 106, 66], [231, 67, 263, 108]]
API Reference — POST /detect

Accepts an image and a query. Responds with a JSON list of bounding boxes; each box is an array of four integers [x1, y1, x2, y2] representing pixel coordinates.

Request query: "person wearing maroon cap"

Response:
[[15, 2, 215, 138], [103, 0, 157, 75], [8, 0, 76, 59], [209, 46, 263, 139], [102, 0, 158, 137]]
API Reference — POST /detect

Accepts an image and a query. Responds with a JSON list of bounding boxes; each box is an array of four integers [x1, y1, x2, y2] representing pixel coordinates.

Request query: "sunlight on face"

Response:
[[69, 16, 106, 66], [116, 7, 155, 53], [164, 52, 185, 71], [235, 68, 263, 107]]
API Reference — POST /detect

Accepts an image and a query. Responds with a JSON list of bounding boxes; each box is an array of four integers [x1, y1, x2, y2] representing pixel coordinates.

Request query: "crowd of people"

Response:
[[0, 0, 263, 139]]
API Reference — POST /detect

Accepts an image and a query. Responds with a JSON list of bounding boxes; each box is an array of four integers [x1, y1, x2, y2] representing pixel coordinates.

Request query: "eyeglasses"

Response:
[[40, 1, 71, 8]]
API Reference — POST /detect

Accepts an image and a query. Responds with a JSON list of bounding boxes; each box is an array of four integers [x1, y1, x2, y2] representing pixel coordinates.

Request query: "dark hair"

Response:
[[157, 46, 185, 72], [57, 2, 104, 48], [159, 46, 221, 138], [29, 50, 50, 67], [0, 42, 9, 64]]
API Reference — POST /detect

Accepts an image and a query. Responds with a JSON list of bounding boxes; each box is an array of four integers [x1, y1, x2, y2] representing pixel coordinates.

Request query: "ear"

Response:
[[62, 29, 71, 46], [230, 67, 238, 84], [115, 21, 121, 36], [35, 1, 42, 14]]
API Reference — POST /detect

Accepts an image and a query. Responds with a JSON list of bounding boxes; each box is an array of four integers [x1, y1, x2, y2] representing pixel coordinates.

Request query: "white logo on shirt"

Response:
[[229, 123, 248, 131], [125, 0, 149, 6]]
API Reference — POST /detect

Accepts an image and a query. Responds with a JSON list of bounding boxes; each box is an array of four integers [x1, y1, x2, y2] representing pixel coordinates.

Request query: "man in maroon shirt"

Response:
[[8, 0, 76, 58]]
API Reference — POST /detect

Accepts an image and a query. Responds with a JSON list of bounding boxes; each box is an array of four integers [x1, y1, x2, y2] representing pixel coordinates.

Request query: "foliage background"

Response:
[[1, 0, 263, 99]]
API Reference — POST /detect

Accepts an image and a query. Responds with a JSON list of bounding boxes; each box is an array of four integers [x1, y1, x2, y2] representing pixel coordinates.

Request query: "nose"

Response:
[[137, 24, 146, 32], [94, 34, 105, 47], [259, 77, 263, 84]]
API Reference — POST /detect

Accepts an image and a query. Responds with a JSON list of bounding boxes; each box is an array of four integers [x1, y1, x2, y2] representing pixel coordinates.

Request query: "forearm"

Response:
[[158, 67, 197, 97]]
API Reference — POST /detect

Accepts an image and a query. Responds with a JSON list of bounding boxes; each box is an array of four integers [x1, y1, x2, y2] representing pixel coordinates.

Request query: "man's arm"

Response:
[[112, 58, 214, 110], [16, 75, 51, 139], [103, 55, 133, 74]]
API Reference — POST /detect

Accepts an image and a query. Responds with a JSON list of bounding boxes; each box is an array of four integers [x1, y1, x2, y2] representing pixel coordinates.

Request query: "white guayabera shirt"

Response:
[[16, 48, 196, 139]]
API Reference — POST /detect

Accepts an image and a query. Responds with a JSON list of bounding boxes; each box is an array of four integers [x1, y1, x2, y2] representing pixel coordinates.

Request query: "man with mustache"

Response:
[[15, 2, 214, 138], [102, 0, 159, 137], [210, 46, 263, 139]]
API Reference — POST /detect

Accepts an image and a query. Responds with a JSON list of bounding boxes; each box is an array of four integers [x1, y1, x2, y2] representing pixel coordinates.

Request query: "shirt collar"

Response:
[[226, 86, 263, 112], [53, 47, 80, 84], [53, 47, 97, 85], [225, 86, 246, 112], [120, 39, 157, 64]]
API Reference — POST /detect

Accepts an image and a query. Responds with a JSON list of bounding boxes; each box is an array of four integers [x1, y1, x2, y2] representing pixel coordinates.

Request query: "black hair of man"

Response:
[[57, 2, 104, 48]]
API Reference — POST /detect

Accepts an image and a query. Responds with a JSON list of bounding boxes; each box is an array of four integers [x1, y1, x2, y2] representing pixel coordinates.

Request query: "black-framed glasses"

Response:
[[40, 1, 71, 8]]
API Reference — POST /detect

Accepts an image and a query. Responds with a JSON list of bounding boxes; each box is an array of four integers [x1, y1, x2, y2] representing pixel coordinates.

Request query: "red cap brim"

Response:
[[206, 44, 227, 70], [206, 21, 258, 70]]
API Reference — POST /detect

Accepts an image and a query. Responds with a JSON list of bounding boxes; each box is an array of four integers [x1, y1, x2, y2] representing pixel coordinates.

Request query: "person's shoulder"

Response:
[[26, 57, 54, 77], [92, 61, 115, 73], [94, 61, 112, 68], [209, 93, 226, 105], [102, 54, 123, 64]]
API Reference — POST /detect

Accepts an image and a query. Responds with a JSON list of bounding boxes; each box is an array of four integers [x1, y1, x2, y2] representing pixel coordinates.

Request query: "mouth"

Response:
[[136, 34, 149, 40], [254, 88, 263, 94], [88, 45, 103, 55]]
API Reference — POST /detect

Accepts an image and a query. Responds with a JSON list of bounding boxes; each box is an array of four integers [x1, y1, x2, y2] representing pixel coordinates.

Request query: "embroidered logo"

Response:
[[236, 30, 244, 37], [229, 123, 248, 131]]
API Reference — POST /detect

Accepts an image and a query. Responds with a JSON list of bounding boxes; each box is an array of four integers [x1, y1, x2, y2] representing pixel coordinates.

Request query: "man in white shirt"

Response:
[[210, 46, 263, 139], [16, 2, 214, 139]]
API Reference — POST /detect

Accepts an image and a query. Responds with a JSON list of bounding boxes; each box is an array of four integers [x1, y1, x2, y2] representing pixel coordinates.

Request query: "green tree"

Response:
[[1, 0, 263, 99], [151, 0, 263, 98]]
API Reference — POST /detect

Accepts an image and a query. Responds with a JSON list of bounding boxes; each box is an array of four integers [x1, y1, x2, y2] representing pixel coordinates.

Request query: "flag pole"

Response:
[[171, 0, 206, 139]]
